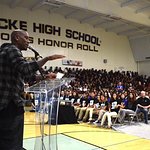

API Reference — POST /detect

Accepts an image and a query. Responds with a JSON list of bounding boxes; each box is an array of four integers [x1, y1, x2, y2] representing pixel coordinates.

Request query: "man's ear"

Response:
[[15, 34, 21, 41], [16, 35, 19, 41], [14, 35, 19, 42]]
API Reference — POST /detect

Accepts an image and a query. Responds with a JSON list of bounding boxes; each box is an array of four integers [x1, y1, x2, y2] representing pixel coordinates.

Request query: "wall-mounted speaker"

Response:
[[103, 59, 107, 63]]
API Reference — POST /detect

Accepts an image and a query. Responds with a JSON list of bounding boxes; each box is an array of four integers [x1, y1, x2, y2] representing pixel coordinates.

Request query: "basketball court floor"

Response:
[[24, 111, 150, 150]]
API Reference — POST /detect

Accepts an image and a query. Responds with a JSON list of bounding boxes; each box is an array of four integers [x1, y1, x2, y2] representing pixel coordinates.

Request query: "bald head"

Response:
[[11, 29, 29, 50], [141, 91, 146, 98], [11, 29, 27, 43]]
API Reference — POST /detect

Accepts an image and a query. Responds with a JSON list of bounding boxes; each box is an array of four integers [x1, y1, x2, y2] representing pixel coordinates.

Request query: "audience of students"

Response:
[[25, 66, 150, 127]]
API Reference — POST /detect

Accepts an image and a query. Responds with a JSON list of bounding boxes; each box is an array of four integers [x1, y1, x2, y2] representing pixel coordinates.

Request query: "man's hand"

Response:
[[37, 55, 65, 69], [47, 55, 65, 60], [45, 72, 56, 79]]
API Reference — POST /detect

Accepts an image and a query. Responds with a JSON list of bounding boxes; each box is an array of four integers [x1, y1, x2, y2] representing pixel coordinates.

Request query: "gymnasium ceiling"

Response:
[[0, 0, 150, 40]]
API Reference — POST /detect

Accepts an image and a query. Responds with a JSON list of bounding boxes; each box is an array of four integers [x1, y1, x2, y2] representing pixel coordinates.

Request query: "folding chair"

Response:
[[111, 114, 119, 125], [129, 106, 139, 125]]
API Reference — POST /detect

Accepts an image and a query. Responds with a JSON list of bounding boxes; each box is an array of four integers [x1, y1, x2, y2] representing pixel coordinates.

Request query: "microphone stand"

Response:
[[28, 46, 42, 60], [28, 46, 45, 79]]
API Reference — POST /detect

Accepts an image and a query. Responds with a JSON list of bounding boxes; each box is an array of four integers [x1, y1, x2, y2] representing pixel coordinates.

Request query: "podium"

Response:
[[25, 78, 73, 150]]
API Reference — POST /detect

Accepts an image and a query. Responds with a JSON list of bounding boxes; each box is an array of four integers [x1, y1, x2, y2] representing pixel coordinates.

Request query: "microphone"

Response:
[[28, 46, 42, 60], [28, 46, 45, 80]]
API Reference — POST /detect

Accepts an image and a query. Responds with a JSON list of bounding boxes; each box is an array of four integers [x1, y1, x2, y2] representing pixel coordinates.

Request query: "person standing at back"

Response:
[[0, 29, 65, 150]]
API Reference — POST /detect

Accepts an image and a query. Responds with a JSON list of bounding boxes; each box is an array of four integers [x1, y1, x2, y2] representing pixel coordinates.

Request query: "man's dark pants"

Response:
[[0, 114, 24, 150], [137, 108, 148, 124]]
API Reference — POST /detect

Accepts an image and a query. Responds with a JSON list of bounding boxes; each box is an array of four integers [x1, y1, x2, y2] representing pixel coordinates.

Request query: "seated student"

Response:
[[70, 91, 80, 113], [30, 92, 36, 112], [77, 92, 89, 121], [117, 92, 136, 123], [60, 90, 65, 100], [116, 82, 124, 93], [115, 92, 128, 122], [86, 94, 102, 123], [82, 91, 99, 122], [135, 91, 150, 124], [101, 92, 121, 128], [61, 90, 71, 101], [93, 94, 109, 124], [70, 91, 80, 105]]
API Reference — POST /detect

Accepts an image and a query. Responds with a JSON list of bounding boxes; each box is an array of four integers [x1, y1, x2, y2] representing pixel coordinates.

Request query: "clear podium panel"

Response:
[[25, 78, 74, 150]]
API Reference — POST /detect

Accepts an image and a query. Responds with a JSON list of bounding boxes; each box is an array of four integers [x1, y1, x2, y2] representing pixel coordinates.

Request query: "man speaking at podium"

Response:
[[0, 29, 65, 150]]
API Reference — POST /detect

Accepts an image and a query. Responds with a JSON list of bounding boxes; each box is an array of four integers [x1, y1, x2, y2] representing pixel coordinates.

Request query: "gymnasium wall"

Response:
[[130, 36, 150, 62], [0, 4, 137, 72], [129, 36, 150, 76], [137, 61, 150, 76]]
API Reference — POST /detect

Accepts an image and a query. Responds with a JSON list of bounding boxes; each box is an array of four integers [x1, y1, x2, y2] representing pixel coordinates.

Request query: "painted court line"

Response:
[[62, 133, 106, 150], [24, 134, 104, 150]]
